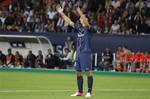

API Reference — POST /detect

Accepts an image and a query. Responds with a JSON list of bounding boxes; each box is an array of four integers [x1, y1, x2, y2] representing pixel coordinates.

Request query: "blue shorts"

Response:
[[74, 53, 92, 71]]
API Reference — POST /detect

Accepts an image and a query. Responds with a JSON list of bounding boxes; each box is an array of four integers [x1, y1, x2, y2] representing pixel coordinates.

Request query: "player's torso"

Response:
[[76, 28, 91, 54]]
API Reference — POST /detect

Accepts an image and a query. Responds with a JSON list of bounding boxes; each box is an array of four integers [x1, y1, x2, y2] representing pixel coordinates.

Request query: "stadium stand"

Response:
[[0, 0, 149, 34], [0, 0, 12, 8], [0, 0, 150, 73]]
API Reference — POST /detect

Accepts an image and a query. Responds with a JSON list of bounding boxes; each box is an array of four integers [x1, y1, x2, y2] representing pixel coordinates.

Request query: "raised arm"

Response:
[[56, 5, 74, 27], [76, 7, 90, 27]]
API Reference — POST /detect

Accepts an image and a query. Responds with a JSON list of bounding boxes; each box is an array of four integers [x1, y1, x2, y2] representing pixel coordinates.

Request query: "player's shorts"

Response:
[[74, 52, 92, 71]]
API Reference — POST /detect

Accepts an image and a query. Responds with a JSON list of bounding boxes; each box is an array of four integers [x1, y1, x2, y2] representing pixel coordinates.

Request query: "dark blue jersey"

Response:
[[74, 22, 91, 54]]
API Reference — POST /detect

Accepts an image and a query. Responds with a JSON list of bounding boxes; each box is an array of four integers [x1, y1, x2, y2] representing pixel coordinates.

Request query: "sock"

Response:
[[77, 76, 83, 93], [87, 76, 93, 93]]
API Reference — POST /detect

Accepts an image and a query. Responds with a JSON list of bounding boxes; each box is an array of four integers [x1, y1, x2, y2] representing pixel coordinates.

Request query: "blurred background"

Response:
[[0, 0, 150, 73]]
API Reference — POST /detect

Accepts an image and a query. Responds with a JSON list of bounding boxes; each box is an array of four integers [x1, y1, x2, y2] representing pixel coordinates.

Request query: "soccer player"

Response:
[[56, 5, 93, 97]]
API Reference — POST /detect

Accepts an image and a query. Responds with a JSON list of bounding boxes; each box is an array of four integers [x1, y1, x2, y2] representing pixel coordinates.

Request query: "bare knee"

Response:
[[87, 70, 93, 76], [76, 70, 82, 77]]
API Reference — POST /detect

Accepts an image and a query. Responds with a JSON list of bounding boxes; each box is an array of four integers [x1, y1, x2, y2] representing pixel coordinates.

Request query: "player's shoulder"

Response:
[[74, 21, 81, 28]]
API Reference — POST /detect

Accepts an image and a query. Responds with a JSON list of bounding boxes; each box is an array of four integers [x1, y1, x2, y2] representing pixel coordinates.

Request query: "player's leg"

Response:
[[71, 57, 84, 96], [77, 70, 83, 93], [71, 70, 84, 96], [85, 69, 93, 97], [80, 53, 93, 97], [87, 70, 93, 93], [76, 70, 84, 94]]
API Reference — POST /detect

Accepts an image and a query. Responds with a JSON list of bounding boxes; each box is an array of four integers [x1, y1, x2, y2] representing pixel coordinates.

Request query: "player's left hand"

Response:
[[76, 7, 83, 16]]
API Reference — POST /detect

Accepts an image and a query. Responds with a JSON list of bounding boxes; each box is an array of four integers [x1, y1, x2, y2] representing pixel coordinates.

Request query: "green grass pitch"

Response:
[[0, 71, 150, 99]]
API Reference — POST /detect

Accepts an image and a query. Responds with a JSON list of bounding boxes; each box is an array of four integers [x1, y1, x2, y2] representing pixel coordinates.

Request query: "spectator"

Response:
[[139, 17, 149, 34], [57, 16, 65, 32], [105, 0, 112, 9], [135, 0, 144, 10], [82, 0, 88, 12], [0, 13, 6, 30], [102, 20, 111, 34], [120, 22, 129, 34], [63, 36, 74, 53], [139, 52, 146, 73], [132, 12, 142, 34], [97, 12, 106, 28], [14, 51, 23, 68], [88, 0, 101, 12], [46, 19, 56, 32], [145, 17, 150, 33], [110, 20, 120, 34], [26, 50, 36, 68], [36, 50, 44, 68], [47, 5, 57, 20], [121, 46, 132, 72], [111, 0, 121, 9], [132, 52, 141, 71], [96, 26, 102, 34], [6, 48, 15, 67], [97, 48, 113, 71], [45, 48, 55, 69], [0, 50, 6, 66], [114, 46, 123, 71], [146, 53, 150, 73], [61, 48, 73, 69], [4, 13, 15, 27]]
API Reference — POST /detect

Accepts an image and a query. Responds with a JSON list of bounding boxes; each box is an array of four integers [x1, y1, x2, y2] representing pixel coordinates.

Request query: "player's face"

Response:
[[79, 18, 84, 26]]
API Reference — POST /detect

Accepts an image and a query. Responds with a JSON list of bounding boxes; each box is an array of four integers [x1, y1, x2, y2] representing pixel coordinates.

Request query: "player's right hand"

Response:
[[56, 5, 63, 13]]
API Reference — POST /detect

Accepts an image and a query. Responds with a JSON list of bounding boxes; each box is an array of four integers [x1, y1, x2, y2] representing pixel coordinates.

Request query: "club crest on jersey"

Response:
[[78, 32, 84, 37]]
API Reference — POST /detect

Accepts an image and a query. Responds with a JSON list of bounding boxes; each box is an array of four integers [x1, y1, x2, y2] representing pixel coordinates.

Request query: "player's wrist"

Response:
[[60, 12, 65, 16], [58, 9, 63, 13]]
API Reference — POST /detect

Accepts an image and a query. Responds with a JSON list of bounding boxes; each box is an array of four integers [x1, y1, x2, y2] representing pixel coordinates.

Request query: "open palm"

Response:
[[56, 5, 63, 13]]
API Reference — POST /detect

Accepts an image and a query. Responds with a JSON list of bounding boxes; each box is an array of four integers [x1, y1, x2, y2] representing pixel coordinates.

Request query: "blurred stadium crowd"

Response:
[[0, 0, 150, 34], [0, 0, 150, 73]]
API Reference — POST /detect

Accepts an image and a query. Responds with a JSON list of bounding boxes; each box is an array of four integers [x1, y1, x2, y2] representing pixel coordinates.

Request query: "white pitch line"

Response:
[[0, 89, 72, 93], [95, 89, 149, 92], [0, 89, 148, 93]]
